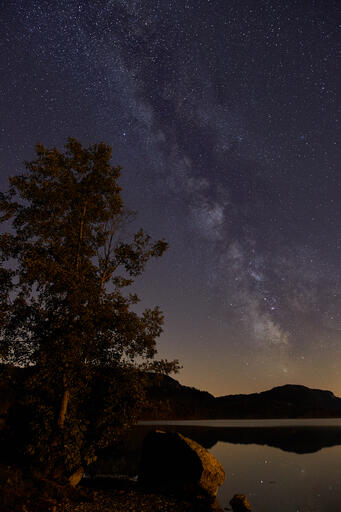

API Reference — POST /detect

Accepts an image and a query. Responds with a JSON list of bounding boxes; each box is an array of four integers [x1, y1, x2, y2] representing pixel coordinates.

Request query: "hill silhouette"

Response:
[[142, 375, 341, 420]]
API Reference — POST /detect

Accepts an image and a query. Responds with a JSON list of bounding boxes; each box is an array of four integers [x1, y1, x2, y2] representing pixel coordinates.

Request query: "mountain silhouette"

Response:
[[142, 375, 341, 420]]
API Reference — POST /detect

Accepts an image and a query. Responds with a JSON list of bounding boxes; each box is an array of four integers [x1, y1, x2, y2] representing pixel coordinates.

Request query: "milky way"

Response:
[[1, 1, 340, 394]]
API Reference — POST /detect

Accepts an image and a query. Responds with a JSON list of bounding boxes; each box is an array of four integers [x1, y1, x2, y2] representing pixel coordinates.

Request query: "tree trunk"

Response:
[[75, 202, 88, 274], [58, 388, 70, 429]]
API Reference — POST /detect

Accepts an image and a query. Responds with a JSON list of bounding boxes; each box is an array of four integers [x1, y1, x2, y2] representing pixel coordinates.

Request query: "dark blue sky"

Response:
[[1, 0, 340, 394]]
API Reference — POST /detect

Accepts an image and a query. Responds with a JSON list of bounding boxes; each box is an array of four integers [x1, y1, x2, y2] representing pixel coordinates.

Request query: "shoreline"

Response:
[[1, 467, 222, 512]]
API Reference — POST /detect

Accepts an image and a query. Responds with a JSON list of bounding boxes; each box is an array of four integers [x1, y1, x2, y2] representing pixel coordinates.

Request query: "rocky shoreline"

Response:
[[1, 429, 250, 512], [77, 478, 223, 512], [1, 467, 222, 512]]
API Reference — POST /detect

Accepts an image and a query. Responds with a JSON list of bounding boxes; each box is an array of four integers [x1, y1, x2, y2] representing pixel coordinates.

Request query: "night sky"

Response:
[[1, 1, 340, 396]]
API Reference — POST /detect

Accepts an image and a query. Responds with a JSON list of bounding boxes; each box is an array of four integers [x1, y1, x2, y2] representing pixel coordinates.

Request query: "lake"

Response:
[[95, 419, 341, 512], [141, 419, 341, 511]]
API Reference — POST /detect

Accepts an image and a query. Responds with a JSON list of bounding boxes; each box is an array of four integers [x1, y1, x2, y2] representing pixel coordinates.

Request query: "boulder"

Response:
[[229, 494, 252, 511], [139, 430, 225, 497], [68, 466, 84, 487]]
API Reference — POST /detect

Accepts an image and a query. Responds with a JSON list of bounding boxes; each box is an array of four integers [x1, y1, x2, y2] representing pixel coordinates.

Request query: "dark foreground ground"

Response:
[[1, 466, 221, 512]]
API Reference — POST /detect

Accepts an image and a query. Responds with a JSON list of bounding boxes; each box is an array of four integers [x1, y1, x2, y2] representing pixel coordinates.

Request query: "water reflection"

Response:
[[212, 442, 341, 512], [140, 424, 341, 454], [92, 421, 341, 512]]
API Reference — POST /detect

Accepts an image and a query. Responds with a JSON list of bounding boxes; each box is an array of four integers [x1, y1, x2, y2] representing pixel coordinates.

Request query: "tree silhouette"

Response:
[[0, 138, 178, 483]]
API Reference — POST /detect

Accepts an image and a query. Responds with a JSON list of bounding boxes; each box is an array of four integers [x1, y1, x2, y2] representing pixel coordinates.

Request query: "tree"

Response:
[[0, 138, 179, 482]]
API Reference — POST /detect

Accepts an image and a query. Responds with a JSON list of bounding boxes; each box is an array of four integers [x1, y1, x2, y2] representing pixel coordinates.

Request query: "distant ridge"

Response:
[[142, 375, 341, 420]]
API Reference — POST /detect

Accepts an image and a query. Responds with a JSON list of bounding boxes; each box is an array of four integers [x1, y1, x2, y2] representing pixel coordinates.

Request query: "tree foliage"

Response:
[[0, 138, 178, 481]]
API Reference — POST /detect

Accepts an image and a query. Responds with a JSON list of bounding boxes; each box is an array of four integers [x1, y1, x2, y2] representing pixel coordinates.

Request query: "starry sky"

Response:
[[1, 0, 340, 396]]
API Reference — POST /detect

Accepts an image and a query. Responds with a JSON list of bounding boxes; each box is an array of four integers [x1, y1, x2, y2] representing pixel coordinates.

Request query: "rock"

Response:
[[139, 430, 225, 497], [229, 494, 252, 512], [68, 466, 84, 487]]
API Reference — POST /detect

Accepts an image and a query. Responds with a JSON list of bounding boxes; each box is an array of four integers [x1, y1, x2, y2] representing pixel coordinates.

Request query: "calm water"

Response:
[[140, 418, 341, 427], [138, 419, 341, 512]]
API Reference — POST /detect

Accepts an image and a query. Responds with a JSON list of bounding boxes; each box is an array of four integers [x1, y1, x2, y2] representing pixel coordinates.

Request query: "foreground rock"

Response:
[[229, 494, 252, 512], [139, 430, 225, 498]]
